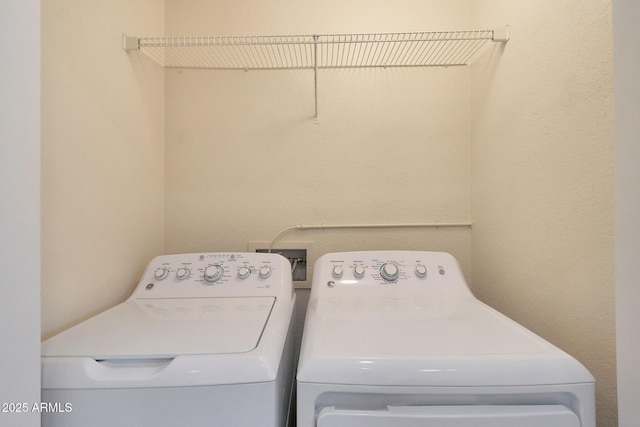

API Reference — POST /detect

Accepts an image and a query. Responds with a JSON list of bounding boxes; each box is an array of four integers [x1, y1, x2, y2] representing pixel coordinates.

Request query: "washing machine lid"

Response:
[[297, 296, 594, 387], [42, 297, 275, 359]]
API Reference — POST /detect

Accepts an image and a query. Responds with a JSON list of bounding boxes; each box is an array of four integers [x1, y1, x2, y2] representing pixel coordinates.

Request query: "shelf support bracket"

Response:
[[122, 34, 140, 52], [492, 26, 510, 43]]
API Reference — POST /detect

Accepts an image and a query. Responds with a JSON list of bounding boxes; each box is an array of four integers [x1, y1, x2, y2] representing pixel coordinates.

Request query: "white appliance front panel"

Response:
[[296, 381, 596, 427], [42, 297, 275, 359], [317, 405, 580, 427], [42, 361, 283, 427]]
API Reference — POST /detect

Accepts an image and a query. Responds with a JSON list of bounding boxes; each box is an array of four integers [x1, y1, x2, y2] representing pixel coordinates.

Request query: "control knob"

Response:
[[415, 265, 427, 278], [353, 265, 365, 278], [380, 262, 400, 281], [154, 267, 169, 281], [237, 266, 251, 279], [176, 267, 191, 280], [332, 265, 344, 278], [204, 264, 224, 283], [258, 266, 272, 279]]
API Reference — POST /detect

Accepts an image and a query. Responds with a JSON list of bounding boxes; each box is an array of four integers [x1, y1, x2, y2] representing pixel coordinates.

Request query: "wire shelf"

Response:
[[123, 28, 508, 121], [131, 29, 505, 70]]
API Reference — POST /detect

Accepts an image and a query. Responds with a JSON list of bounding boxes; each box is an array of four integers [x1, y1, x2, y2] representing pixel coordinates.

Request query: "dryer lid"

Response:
[[42, 297, 275, 360], [297, 296, 594, 387]]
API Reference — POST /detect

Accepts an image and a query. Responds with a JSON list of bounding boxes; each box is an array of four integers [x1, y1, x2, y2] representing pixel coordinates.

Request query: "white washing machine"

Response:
[[297, 251, 595, 427], [42, 252, 296, 427]]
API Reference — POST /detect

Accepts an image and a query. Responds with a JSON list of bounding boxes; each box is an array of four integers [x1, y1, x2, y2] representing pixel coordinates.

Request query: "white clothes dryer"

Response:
[[42, 252, 296, 427], [297, 251, 595, 427]]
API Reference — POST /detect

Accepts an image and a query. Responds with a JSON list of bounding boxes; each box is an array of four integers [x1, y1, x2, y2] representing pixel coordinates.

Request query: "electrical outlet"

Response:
[[248, 241, 313, 288]]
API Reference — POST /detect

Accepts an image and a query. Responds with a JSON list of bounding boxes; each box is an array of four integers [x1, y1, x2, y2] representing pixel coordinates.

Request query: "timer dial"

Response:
[[204, 264, 224, 283], [380, 262, 400, 281]]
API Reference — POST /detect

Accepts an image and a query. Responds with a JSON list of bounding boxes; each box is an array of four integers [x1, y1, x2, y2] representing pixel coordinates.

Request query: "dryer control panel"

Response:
[[311, 251, 473, 298], [129, 252, 293, 300]]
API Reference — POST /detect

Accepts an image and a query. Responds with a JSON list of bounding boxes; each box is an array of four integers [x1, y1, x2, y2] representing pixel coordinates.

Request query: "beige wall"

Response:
[[163, 0, 474, 273], [470, 1, 615, 426], [41, 0, 165, 338]]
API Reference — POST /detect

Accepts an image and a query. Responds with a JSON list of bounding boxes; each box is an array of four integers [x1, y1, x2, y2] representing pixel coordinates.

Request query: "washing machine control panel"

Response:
[[315, 251, 473, 297], [129, 252, 293, 300]]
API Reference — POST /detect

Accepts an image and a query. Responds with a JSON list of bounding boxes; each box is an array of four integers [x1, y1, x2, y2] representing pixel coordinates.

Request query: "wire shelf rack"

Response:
[[123, 28, 509, 120], [127, 29, 507, 69]]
